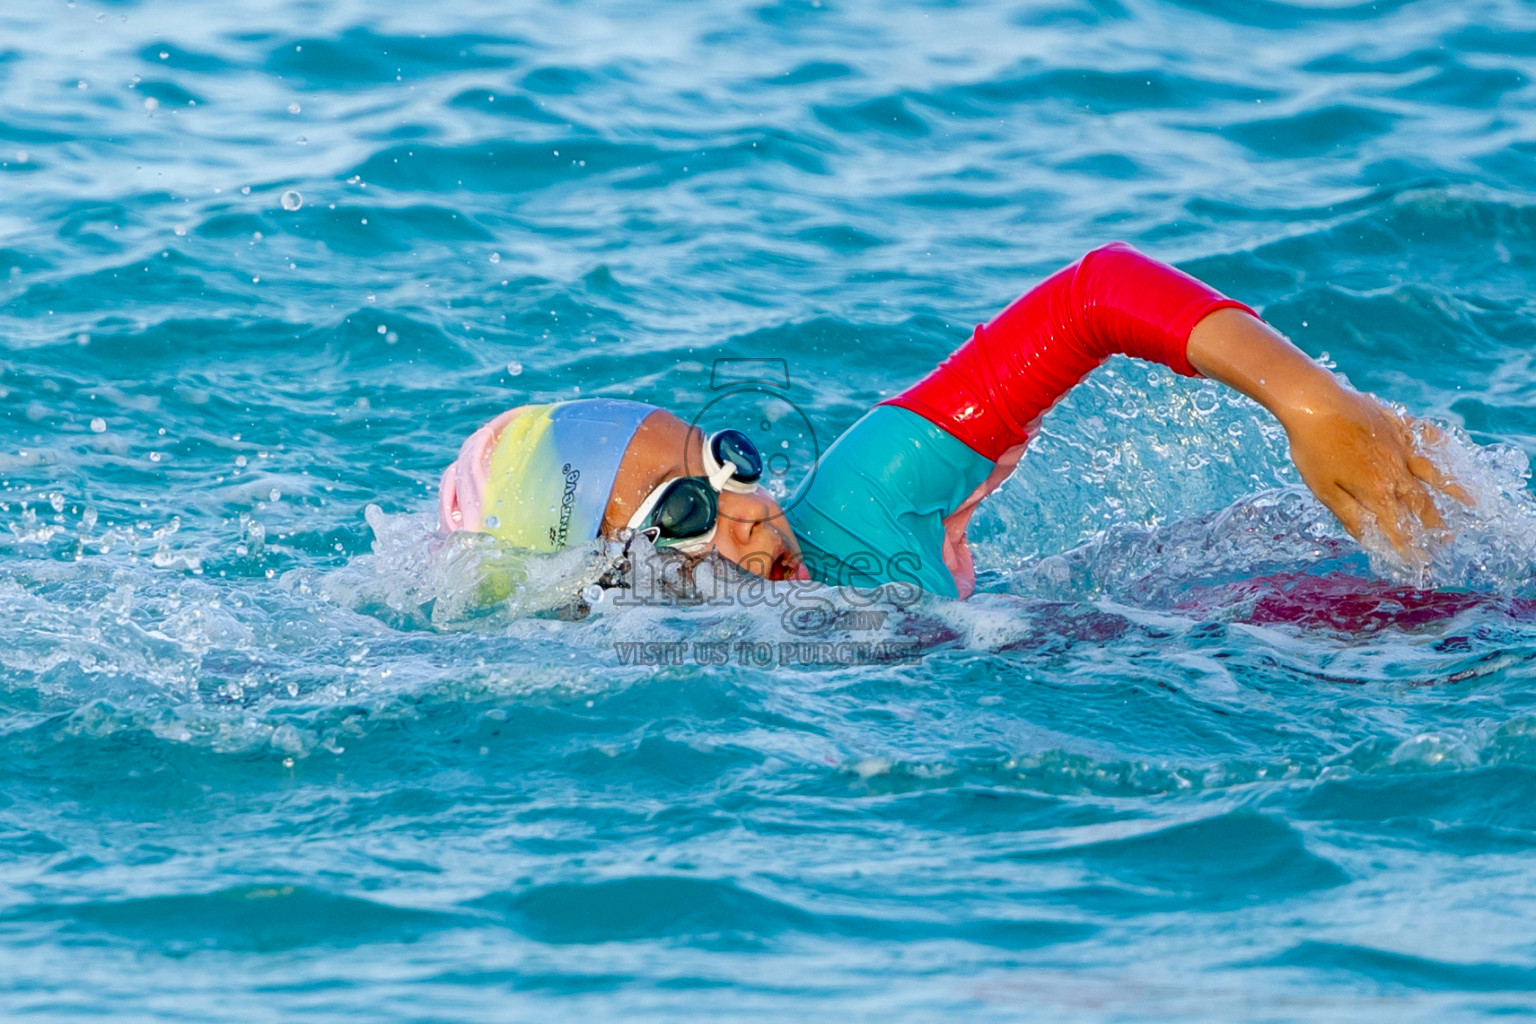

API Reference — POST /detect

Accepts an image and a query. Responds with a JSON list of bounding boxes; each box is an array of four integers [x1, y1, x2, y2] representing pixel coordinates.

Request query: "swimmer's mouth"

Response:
[[768, 549, 809, 582]]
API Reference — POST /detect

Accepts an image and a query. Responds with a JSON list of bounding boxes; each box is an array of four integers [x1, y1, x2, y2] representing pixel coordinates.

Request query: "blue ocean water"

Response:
[[5, 0, 1536, 1019]]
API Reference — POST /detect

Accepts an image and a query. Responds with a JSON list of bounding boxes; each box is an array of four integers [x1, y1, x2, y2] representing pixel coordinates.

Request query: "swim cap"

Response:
[[439, 398, 657, 551]]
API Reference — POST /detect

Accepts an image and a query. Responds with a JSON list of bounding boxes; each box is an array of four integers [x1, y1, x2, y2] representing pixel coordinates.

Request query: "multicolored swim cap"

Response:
[[438, 399, 657, 552]]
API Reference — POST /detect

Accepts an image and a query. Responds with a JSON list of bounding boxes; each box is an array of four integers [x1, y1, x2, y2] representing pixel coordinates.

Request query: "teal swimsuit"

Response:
[[777, 242, 1251, 599], [784, 406, 994, 599]]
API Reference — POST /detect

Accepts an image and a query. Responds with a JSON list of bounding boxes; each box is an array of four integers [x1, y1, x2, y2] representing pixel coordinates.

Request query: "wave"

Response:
[[4, 885, 463, 952]]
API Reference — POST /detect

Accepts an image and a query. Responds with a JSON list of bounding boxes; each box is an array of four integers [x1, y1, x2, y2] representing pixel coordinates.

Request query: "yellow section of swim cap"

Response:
[[481, 403, 564, 552]]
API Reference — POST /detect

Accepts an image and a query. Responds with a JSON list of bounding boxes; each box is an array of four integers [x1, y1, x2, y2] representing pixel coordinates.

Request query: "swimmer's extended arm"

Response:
[[1187, 307, 1467, 555], [882, 241, 1464, 563], [886, 242, 1253, 461]]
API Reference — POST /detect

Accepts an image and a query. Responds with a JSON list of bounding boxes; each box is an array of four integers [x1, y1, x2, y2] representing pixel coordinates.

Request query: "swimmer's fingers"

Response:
[[1395, 471, 1445, 532], [1357, 488, 1426, 560], [1337, 460, 1432, 560], [1348, 482, 1418, 557], [1323, 485, 1366, 541], [1405, 448, 1473, 506], [1371, 449, 1446, 555], [1282, 386, 1460, 559], [1394, 414, 1473, 506], [1380, 427, 1446, 533], [1360, 410, 1468, 551]]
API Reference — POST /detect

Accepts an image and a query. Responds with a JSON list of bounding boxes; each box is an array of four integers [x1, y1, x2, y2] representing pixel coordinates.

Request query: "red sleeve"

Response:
[[881, 241, 1257, 461]]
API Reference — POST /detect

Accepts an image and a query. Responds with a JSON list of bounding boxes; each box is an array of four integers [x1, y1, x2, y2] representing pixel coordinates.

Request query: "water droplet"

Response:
[[385, 332, 398, 344], [81, 506, 98, 531], [296, 135, 307, 146], [506, 361, 523, 376], [582, 584, 603, 606], [489, 252, 501, 263], [269, 488, 281, 502], [484, 514, 500, 529], [89, 417, 106, 433], [280, 190, 302, 211], [376, 324, 387, 334], [287, 101, 301, 114], [149, 451, 162, 462], [240, 185, 251, 195], [235, 454, 247, 467], [76, 80, 88, 90], [158, 51, 169, 60], [282, 757, 294, 768], [143, 97, 159, 112], [174, 225, 186, 236], [50, 493, 65, 513], [14, 151, 27, 164]]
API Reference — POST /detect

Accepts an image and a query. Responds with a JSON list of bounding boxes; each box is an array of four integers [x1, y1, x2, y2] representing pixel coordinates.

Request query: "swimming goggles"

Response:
[[624, 429, 763, 553]]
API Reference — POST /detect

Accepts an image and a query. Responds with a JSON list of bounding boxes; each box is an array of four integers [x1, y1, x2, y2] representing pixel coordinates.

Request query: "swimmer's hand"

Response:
[[1188, 308, 1471, 558]]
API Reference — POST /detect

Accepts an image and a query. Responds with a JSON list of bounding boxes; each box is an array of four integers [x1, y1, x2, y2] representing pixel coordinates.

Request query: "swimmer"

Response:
[[439, 242, 1468, 600]]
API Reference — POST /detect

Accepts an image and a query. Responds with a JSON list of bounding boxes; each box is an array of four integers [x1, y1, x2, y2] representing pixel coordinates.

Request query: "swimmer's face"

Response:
[[604, 409, 808, 581]]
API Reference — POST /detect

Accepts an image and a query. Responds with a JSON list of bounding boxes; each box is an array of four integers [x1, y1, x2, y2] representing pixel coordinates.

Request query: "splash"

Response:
[[1002, 486, 1358, 607], [1003, 413, 1536, 608], [1359, 421, 1536, 593], [317, 504, 622, 627]]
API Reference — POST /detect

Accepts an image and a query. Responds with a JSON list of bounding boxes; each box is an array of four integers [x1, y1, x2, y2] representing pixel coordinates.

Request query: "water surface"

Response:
[[5, 0, 1536, 1020]]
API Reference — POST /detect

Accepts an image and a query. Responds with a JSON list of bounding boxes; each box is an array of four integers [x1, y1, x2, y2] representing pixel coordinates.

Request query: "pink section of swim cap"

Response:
[[438, 406, 528, 534]]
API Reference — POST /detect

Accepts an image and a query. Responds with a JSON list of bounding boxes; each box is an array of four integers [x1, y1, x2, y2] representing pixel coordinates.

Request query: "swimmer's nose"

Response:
[[717, 486, 776, 524], [715, 487, 803, 576]]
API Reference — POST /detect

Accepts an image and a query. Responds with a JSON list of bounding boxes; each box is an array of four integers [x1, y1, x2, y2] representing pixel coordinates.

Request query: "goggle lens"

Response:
[[641, 476, 718, 544], [710, 429, 762, 485], [626, 426, 766, 550]]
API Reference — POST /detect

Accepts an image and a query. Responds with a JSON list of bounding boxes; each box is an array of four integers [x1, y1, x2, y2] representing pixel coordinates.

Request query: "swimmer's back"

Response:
[[785, 405, 992, 598]]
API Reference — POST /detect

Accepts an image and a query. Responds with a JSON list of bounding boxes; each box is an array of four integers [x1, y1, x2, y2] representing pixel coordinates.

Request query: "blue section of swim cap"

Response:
[[547, 399, 657, 546]]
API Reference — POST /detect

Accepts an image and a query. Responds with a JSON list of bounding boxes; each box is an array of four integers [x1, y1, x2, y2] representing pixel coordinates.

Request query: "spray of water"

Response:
[[1005, 418, 1536, 608], [1358, 420, 1536, 592]]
